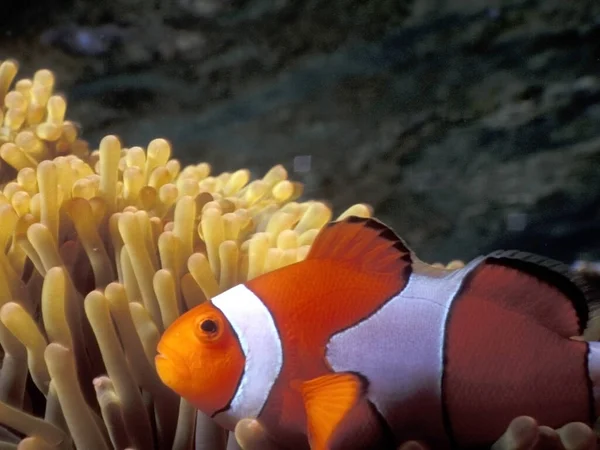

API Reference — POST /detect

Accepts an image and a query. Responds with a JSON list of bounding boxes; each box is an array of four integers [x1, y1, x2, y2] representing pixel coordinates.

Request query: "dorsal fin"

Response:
[[307, 216, 412, 274], [484, 249, 596, 334]]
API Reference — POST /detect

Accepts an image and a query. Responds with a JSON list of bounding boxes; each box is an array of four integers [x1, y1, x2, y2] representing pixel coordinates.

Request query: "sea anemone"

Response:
[[0, 60, 374, 450], [0, 60, 89, 185]]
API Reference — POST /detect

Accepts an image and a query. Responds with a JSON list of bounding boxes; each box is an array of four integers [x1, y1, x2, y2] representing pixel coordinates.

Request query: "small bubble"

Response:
[[486, 7, 501, 20], [506, 212, 527, 232], [293, 155, 311, 173]]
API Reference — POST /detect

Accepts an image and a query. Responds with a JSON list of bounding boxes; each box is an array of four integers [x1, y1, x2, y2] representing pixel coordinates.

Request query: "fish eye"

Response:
[[194, 315, 223, 342], [200, 319, 218, 335]]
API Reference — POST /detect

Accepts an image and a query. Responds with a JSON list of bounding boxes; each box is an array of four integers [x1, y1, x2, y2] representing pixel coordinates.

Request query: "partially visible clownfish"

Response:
[[155, 216, 600, 450]]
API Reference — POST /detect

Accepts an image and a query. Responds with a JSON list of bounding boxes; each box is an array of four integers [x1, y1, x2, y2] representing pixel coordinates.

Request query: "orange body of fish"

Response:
[[155, 217, 600, 450]]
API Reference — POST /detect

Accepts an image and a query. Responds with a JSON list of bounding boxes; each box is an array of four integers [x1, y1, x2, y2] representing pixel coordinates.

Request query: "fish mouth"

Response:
[[154, 349, 190, 393]]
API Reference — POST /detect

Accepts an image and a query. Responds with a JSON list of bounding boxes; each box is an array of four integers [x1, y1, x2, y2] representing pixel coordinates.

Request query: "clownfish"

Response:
[[155, 216, 600, 450]]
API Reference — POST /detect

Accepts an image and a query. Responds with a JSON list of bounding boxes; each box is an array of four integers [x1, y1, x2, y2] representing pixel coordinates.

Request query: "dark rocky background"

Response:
[[1, 0, 600, 264]]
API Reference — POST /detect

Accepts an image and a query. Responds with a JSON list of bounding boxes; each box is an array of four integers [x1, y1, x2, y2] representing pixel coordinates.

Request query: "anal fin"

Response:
[[298, 372, 393, 450]]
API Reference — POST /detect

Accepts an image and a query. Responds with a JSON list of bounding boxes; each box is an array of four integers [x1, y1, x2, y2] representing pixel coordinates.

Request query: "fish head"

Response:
[[155, 300, 245, 416]]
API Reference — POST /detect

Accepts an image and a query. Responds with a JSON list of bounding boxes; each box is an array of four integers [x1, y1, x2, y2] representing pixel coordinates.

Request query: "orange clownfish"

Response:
[[155, 217, 600, 450]]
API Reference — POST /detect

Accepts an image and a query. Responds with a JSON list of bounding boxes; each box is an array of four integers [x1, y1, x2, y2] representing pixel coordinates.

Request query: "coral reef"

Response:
[[0, 57, 596, 450], [0, 61, 372, 449]]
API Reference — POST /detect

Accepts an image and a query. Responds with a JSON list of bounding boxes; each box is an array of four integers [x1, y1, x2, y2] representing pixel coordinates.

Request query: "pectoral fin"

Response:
[[298, 372, 393, 450]]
